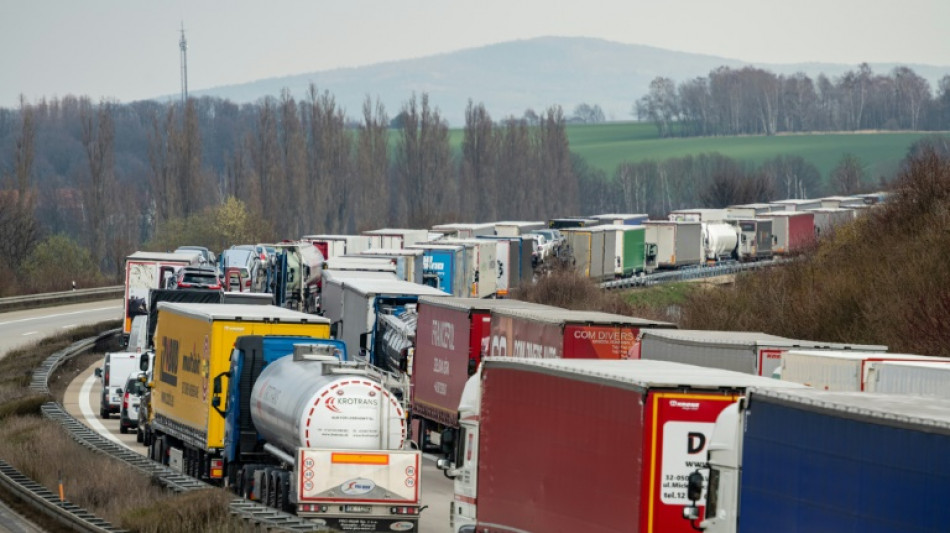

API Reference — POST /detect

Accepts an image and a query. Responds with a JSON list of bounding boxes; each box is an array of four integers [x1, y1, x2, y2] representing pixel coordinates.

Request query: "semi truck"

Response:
[[776, 349, 950, 390], [685, 388, 950, 533], [561, 226, 614, 282], [761, 210, 815, 255], [437, 358, 806, 533], [359, 248, 426, 284], [410, 243, 468, 297], [474, 235, 533, 296], [146, 302, 335, 483], [638, 329, 887, 378], [223, 339, 422, 532], [644, 221, 703, 269], [320, 274, 448, 371], [436, 239, 497, 298], [302, 234, 371, 259], [596, 224, 648, 277], [362, 228, 429, 249], [492, 221, 545, 237], [865, 360, 950, 398], [123, 250, 202, 334], [409, 297, 560, 450], [270, 241, 325, 313], [726, 218, 774, 261], [487, 307, 675, 360]]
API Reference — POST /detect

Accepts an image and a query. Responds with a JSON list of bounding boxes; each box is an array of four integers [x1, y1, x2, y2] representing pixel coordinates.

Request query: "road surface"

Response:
[[0, 300, 122, 359]]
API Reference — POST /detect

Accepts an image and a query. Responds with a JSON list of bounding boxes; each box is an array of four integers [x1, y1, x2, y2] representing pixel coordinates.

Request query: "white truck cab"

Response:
[[682, 401, 742, 533], [437, 370, 481, 533]]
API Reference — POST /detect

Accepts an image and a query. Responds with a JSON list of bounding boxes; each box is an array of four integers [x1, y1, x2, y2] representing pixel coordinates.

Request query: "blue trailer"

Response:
[[411, 244, 467, 297], [693, 388, 950, 533]]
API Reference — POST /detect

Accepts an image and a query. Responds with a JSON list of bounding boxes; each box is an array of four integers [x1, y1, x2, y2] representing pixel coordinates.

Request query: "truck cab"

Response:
[[437, 370, 481, 533], [686, 402, 742, 533]]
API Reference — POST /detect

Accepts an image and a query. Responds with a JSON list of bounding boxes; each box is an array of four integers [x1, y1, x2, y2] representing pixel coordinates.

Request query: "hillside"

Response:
[[183, 36, 950, 126], [564, 122, 935, 181]]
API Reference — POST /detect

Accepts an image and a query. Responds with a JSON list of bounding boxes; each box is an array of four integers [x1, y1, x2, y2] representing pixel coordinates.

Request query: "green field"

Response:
[[565, 122, 935, 181]]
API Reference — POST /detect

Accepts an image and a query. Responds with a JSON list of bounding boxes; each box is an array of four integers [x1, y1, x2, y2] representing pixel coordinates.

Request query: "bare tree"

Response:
[[0, 102, 41, 270], [831, 153, 866, 194], [461, 100, 497, 220], [394, 93, 453, 227], [80, 98, 115, 269], [356, 96, 390, 231]]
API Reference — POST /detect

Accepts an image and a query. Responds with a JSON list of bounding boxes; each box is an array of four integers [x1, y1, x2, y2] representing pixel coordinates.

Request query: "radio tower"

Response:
[[179, 22, 188, 105]]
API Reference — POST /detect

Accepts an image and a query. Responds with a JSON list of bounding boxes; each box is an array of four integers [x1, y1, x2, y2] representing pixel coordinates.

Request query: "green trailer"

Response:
[[600, 224, 648, 277]]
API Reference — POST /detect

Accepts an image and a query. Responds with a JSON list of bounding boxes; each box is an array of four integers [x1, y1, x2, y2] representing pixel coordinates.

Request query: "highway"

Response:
[[7, 299, 455, 533]]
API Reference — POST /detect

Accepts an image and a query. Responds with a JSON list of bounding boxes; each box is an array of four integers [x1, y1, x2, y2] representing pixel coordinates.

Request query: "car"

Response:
[[172, 266, 222, 291], [220, 248, 262, 292], [174, 245, 217, 266], [119, 371, 147, 434]]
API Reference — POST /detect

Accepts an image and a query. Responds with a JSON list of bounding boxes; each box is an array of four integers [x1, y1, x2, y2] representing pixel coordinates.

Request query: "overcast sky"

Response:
[[2, 0, 948, 108]]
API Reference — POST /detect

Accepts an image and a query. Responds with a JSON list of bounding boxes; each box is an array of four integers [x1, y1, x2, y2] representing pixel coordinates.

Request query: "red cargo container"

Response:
[[473, 358, 805, 533], [411, 297, 560, 429], [764, 211, 815, 255], [487, 307, 675, 360]]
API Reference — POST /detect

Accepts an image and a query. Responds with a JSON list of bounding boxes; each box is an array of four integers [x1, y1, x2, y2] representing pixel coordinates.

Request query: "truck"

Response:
[[146, 302, 335, 483], [701, 222, 739, 262], [487, 307, 675, 360], [362, 228, 429, 249], [589, 213, 650, 226], [638, 329, 887, 378], [436, 239, 497, 298], [410, 243, 468, 297], [438, 358, 806, 533], [561, 226, 614, 282], [644, 221, 703, 269], [220, 339, 422, 531], [548, 217, 599, 229], [319, 274, 448, 371], [668, 209, 727, 222], [474, 235, 533, 296], [726, 218, 774, 261], [768, 198, 822, 211], [776, 349, 950, 390], [269, 241, 325, 313], [123, 250, 202, 334], [409, 297, 560, 449], [492, 221, 545, 237], [597, 224, 648, 277], [431, 223, 496, 239], [359, 248, 426, 284], [724, 203, 774, 219], [761, 210, 815, 255], [807, 207, 854, 238], [302, 234, 371, 259], [865, 360, 950, 398], [687, 388, 950, 533]]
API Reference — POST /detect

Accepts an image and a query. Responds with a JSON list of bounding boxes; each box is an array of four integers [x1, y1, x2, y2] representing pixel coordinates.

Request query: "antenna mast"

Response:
[[179, 22, 188, 105]]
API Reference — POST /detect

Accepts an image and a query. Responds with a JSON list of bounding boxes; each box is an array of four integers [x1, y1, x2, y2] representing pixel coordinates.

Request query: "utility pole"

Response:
[[179, 22, 188, 106]]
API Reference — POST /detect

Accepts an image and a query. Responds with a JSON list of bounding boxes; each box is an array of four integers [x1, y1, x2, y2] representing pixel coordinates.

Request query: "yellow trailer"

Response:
[[149, 302, 330, 482]]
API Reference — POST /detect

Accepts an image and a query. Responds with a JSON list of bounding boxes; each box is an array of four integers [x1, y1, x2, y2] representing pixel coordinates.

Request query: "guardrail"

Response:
[[0, 286, 123, 313], [599, 258, 784, 290]]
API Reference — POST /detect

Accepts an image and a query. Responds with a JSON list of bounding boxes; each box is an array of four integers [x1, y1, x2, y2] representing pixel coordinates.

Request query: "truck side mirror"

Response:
[[94, 368, 102, 378], [139, 353, 149, 371], [440, 428, 456, 456], [687, 470, 704, 502]]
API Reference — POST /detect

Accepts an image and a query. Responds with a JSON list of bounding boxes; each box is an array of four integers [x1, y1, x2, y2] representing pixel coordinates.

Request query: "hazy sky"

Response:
[[2, 0, 948, 108]]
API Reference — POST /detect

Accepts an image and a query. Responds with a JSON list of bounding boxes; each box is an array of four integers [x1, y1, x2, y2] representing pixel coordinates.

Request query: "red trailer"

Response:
[[410, 297, 559, 447], [487, 307, 675, 360], [455, 358, 805, 533], [764, 210, 815, 255]]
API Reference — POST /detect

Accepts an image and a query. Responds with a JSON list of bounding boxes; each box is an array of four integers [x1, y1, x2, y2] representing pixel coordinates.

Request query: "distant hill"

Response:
[[181, 36, 950, 126]]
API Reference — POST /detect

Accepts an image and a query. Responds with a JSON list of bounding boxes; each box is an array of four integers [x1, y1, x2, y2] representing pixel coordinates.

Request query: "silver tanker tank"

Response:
[[250, 349, 407, 455], [702, 222, 739, 261]]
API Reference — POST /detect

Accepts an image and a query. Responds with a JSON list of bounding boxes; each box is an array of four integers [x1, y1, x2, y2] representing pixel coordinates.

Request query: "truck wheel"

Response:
[[119, 423, 127, 434], [100, 406, 108, 419], [136, 427, 143, 443]]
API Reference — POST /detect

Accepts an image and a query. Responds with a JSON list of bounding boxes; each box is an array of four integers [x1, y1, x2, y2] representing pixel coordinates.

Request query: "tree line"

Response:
[[636, 64, 950, 137]]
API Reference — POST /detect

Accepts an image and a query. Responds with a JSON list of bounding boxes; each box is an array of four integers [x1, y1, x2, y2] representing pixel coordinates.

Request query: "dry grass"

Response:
[[0, 321, 256, 532], [681, 148, 950, 356]]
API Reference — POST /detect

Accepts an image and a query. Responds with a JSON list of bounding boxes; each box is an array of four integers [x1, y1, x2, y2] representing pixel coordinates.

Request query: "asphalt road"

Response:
[[0, 300, 123, 359]]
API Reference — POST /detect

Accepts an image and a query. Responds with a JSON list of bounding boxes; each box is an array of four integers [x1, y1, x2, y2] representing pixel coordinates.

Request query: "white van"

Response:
[[94, 352, 141, 418]]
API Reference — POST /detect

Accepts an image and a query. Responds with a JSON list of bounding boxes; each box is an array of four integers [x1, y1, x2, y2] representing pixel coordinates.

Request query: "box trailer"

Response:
[[439, 358, 805, 533], [819, 195, 866, 209], [762, 211, 815, 255], [437, 239, 497, 298], [123, 250, 202, 334], [638, 329, 887, 377], [698, 388, 950, 533], [807, 207, 854, 238], [595, 224, 648, 277], [725, 203, 774, 219], [475, 235, 533, 296], [431, 223, 496, 239], [493, 221, 545, 237], [669, 209, 727, 222], [148, 303, 332, 482], [409, 297, 560, 446], [561, 226, 613, 281], [301, 234, 370, 259], [726, 218, 774, 261], [865, 360, 950, 398], [548, 217, 599, 229], [488, 307, 674, 360], [359, 248, 425, 284], [410, 243, 469, 297], [361, 228, 429, 249], [777, 349, 950, 390], [590, 213, 649, 226], [768, 198, 822, 211], [644, 221, 703, 269]]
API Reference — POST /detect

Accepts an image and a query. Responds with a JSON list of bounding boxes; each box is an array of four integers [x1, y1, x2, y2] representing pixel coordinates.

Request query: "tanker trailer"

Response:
[[230, 341, 422, 532], [702, 222, 739, 262]]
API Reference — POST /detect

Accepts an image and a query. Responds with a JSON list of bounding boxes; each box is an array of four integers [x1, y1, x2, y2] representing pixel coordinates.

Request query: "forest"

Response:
[[635, 64, 950, 137], [0, 62, 948, 292]]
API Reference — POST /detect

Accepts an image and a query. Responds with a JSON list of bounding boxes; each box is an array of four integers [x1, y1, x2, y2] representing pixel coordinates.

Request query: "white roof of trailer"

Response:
[[494, 221, 546, 226], [643, 330, 886, 351], [324, 271, 398, 282], [491, 307, 675, 328], [126, 251, 200, 262], [786, 350, 946, 361], [331, 277, 449, 297], [590, 213, 649, 219], [749, 388, 950, 430], [156, 302, 330, 324], [303, 234, 369, 242], [871, 360, 950, 371], [643, 220, 701, 226], [483, 357, 808, 391], [761, 210, 814, 217], [418, 296, 560, 313], [590, 224, 646, 231], [362, 228, 428, 235], [360, 248, 424, 256]]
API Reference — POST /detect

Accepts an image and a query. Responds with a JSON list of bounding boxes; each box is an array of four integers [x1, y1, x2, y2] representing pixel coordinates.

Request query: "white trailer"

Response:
[[865, 360, 950, 398], [725, 203, 774, 219], [437, 239, 497, 298], [669, 209, 727, 222], [302, 234, 371, 259], [493, 221, 545, 237], [638, 329, 887, 378], [431, 223, 496, 239], [778, 350, 950, 390], [644, 221, 703, 269], [362, 228, 429, 249], [768, 198, 822, 211], [359, 248, 426, 284]]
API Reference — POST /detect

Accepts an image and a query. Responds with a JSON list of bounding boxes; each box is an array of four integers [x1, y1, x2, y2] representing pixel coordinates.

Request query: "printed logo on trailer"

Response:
[[340, 478, 376, 495], [390, 521, 415, 531], [669, 400, 700, 411]]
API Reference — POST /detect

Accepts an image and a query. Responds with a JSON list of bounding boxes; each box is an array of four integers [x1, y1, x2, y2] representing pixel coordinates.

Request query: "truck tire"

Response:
[[136, 426, 143, 443], [100, 406, 108, 419], [119, 423, 127, 434]]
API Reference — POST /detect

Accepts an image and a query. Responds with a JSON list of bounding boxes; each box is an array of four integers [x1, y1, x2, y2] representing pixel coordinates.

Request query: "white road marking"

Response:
[[21, 331, 36, 336], [0, 306, 121, 327], [60, 324, 76, 329], [79, 374, 134, 450]]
